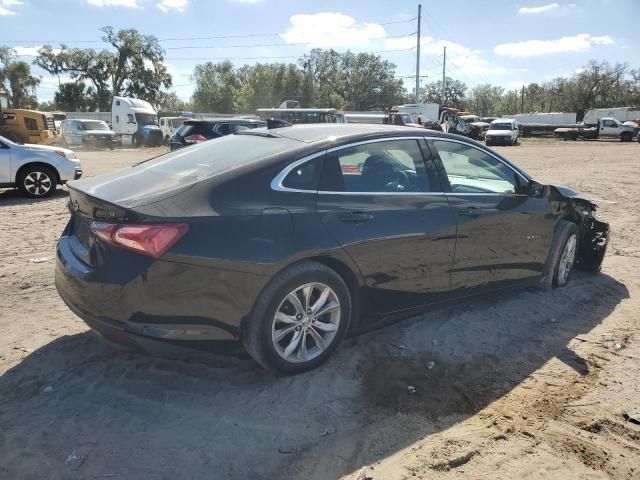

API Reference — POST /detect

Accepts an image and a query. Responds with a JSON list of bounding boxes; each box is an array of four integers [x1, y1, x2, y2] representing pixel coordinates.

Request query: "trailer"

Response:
[[392, 103, 439, 123], [583, 107, 640, 126], [503, 112, 577, 125]]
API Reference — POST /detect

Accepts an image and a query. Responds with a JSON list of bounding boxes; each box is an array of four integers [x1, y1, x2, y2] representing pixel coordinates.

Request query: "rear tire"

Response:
[[539, 220, 579, 290], [17, 165, 57, 198], [243, 261, 351, 375], [621, 133, 632, 142]]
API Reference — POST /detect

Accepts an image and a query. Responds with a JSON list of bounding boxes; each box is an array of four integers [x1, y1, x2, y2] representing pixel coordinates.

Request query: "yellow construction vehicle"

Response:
[[0, 91, 58, 144]]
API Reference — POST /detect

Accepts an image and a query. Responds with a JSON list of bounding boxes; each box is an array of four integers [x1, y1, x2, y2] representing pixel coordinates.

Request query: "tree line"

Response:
[[1, 27, 638, 119]]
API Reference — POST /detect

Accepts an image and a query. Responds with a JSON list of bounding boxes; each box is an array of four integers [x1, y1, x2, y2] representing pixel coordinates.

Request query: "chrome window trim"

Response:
[[270, 151, 326, 193], [271, 135, 530, 196]]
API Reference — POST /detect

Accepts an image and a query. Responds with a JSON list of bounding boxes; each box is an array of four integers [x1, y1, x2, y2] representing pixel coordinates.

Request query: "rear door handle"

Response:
[[339, 212, 373, 223], [458, 207, 484, 217]]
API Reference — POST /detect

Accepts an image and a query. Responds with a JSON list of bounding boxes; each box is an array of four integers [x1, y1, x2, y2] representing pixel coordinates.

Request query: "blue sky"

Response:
[[1, 0, 638, 104]]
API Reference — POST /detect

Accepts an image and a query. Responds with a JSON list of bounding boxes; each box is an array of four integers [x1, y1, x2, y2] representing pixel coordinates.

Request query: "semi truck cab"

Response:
[[111, 96, 162, 147]]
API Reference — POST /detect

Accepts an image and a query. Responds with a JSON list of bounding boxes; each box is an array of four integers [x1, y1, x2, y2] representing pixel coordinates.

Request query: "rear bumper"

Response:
[[55, 234, 265, 356]]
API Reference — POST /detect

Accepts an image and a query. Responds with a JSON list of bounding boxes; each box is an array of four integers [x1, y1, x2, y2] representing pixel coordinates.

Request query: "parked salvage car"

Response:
[[60, 119, 117, 149], [0, 134, 82, 197], [55, 124, 609, 374], [169, 118, 267, 151], [485, 119, 520, 146]]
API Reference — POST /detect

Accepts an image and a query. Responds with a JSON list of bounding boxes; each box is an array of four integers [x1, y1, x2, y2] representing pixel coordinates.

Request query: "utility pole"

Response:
[[521, 85, 525, 113], [415, 4, 421, 104], [442, 46, 447, 105]]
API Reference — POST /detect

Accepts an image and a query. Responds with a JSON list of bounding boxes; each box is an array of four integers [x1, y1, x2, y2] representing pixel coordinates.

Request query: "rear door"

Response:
[[316, 137, 457, 313], [428, 138, 553, 292]]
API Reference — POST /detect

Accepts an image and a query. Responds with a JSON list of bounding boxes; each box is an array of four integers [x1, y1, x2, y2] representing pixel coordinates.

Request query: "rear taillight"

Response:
[[91, 222, 189, 259], [184, 134, 207, 144]]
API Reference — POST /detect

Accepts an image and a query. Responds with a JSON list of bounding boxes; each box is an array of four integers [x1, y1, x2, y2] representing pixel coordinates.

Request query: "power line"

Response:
[[164, 47, 416, 61], [0, 17, 418, 44]]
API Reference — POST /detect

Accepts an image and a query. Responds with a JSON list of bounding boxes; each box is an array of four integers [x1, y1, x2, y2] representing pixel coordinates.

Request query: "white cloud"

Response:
[[385, 36, 526, 77], [518, 3, 559, 15], [0, 0, 24, 15], [13, 46, 62, 57], [494, 33, 615, 57], [157, 0, 187, 12], [86, 0, 141, 7], [281, 12, 386, 48]]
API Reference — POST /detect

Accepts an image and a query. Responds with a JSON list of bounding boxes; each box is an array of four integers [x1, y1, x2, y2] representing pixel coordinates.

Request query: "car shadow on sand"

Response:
[[0, 187, 69, 206], [0, 270, 629, 480]]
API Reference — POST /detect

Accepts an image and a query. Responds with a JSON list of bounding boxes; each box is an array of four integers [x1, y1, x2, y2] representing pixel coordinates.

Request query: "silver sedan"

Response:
[[0, 135, 82, 197]]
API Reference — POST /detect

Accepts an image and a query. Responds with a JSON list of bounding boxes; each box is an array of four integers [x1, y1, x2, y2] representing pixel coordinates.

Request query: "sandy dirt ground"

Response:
[[0, 140, 638, 480]]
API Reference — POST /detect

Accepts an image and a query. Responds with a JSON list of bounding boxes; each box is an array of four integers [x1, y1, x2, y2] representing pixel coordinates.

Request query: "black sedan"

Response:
[[169, 118, 266, 151], [55, 125, 609, 374]]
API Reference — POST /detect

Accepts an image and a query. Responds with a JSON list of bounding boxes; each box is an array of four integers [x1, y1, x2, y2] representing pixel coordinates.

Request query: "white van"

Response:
[[485, 119, 520, 146], [111, 96, 162, 147]]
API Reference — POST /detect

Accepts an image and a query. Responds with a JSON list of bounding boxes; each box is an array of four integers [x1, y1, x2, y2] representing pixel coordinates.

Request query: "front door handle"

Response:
[[339, 211, 373, 223], [458, 207, 484, 217]]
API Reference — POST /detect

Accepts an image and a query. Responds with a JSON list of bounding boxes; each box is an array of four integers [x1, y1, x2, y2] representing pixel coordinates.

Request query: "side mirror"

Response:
[[527, 180, 545, 197]]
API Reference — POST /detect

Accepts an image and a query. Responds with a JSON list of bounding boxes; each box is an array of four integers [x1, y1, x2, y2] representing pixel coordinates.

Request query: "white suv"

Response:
[[0, 135, 82, 197], [485, 119, 520, 146]]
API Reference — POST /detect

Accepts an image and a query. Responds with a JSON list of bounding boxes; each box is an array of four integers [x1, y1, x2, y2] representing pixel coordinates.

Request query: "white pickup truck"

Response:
[[555, 117, 635, 142]]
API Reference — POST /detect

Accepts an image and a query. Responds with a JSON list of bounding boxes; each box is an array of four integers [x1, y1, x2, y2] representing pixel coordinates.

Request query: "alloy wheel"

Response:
[[557, 233, 577, 286], [24, 171, 53, 196], [271, 282, 341, 363]]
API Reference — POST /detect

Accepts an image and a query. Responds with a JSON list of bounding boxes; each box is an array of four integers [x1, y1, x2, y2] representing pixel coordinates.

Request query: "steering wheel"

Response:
[[385, 170, 411, 192]]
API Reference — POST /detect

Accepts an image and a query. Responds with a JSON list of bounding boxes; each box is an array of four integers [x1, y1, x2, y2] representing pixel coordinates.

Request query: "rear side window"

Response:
[[24, 117, 38, 131], [320, 139, 431, 193], [282, 157, 323, 191], [134, 134, 294, 182]]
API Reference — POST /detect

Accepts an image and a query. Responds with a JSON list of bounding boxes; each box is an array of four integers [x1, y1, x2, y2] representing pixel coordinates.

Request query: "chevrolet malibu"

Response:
[[55, 125, 609, 374]]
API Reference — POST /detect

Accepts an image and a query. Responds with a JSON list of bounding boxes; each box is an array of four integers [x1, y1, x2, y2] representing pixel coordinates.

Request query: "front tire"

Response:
[[539, 221, 579, 290], [243, 261, 351, 375], [18, 165, 57, 198]]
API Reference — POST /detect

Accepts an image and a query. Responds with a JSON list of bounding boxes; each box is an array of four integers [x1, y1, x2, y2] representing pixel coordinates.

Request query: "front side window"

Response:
[[213, 123, 231, 136], [127, 114, 135, 123], [320, 139, 430, 193], [432, 140, 523, 194]]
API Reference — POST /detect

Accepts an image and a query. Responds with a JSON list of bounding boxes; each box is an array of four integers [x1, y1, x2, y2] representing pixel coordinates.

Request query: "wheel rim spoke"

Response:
[[311, 287, 330, 314], [273, 325, 297, 343], [275, 311, 297, 325], [315, 301, 340, 318], [302, 285, 313, 311], [313, 320, 338, 332], [298, 331, 308, 360], [286, 293, 305, 315], [308, 327, 326, 352], [283, 329, 302, 358]]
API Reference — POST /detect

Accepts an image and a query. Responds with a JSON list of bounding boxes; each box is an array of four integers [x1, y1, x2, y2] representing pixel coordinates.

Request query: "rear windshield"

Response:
[[133, 134, 294, 182], [174, 123, 209, 138], [81, 121, 109, 131]]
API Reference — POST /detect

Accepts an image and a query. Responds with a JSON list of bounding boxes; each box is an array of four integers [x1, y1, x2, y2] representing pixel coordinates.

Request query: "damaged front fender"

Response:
[[549, 185, 610, 272]]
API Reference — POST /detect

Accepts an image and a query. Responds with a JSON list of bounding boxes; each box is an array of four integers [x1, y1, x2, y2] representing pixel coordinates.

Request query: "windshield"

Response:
[[490, 123, 513, 130], [401, 114, 413, 124], [81, 121, 109, 131], [135, 113, 158, 126], [0, 134, 16, 146]]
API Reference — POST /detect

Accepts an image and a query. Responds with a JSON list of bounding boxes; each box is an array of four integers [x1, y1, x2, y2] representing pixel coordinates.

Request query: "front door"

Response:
[[316, 137, 457, 314], [429, 139, 554, 292], [600, 119, 619, 137], [0, 140, 10, 182]]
